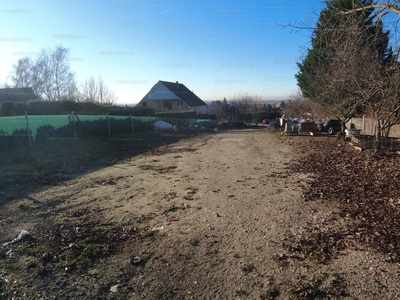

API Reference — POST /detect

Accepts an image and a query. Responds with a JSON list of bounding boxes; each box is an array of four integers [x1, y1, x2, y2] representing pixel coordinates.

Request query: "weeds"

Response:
[[288, 273, 348, 299], [139, 228, 166, 239], [163, 191, 178, 201], [121, 219, 133, 226], [138, 164, 177, 173]]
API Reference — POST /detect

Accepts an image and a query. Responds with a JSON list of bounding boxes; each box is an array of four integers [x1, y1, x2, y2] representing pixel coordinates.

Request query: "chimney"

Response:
[[176, 81, 179, 89]]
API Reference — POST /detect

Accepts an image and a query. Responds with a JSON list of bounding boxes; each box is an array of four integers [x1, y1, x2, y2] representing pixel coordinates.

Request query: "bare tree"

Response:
[[312, 15, 376, 126], [283, 90, 327, 120], [208, 98, 230, 120], [81, 76, 117, 104], [341, 1, 400, 15], [230, 93, 256, 121], [97, 77, 117, 104], [63, 80, 81, 102], [10, 57, 33, 88], [40, 46, 76, 101], [314, 11, 400, 151], [9, 45, 78, 101], [81, 76, 98, 103]]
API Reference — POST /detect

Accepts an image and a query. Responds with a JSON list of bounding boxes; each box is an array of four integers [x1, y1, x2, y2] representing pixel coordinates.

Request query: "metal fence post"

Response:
[[363, 115, 365, 135], [71, 111, 77, 138], [130, 114, 134, 133], [106, 113, 111, 136], [149, 115, 152, 130], [25, 111, 32, 146]]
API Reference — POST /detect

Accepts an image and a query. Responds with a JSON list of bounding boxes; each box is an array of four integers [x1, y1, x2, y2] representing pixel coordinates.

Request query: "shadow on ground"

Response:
[[0, 132, 198, 206]]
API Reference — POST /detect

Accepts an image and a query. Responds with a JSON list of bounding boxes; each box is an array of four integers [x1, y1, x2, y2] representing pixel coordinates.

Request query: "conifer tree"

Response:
[[295, 0, 393, 140]]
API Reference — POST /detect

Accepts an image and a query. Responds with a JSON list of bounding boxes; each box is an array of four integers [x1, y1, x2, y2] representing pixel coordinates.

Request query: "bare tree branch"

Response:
[[81, 76, 117, 104]]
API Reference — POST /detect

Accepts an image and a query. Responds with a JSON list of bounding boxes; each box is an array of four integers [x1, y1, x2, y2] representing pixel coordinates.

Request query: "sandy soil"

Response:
[[1, 128, 400, 299]]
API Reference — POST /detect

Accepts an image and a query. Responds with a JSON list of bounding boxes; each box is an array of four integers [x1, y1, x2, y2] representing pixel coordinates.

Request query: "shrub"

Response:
[[0, 101, 16, 116]]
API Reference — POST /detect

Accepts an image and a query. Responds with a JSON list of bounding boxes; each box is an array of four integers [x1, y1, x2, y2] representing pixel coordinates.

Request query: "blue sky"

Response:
[[0, 0, 325, 104]]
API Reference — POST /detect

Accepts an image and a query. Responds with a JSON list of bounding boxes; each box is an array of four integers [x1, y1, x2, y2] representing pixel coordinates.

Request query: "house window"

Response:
[[164, 101, 172, 110], [142, 102, 147, 107]]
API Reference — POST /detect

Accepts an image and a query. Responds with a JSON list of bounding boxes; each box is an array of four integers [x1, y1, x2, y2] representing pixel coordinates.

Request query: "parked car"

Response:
[[318, 119, 341, 134]]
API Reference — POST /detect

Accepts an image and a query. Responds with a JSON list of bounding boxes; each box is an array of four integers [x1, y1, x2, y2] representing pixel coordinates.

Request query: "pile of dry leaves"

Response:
[[291, 136, 400, 262]]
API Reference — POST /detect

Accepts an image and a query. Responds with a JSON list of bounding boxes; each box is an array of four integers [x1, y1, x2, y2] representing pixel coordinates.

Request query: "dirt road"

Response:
[[2, 129, 400, 299]]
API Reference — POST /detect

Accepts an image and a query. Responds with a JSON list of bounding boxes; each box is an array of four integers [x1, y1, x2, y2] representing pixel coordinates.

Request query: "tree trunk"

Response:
[[340, 121, 346, 141], [374, 117, 382, 154]]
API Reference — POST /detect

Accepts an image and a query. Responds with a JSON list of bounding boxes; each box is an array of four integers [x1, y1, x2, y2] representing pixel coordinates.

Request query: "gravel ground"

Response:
[[1, 128, 400, 299]]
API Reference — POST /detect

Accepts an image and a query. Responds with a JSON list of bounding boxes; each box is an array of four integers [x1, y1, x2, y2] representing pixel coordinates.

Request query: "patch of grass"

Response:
[[138, 213, 154, 223], [150, 254, 164, 261], [48, 196, 64, 204], [3, 260, 19, 271], [138, 164, 177, 173], [97, 225, 112, 234], [13, 237, 55, 257], [33, 211, 49, 219], [0, 163, 38, 189], [63, 242, 103, 269], [139, 253, 150, 261], [2, 164, 37, 175], [121, 219, 133, 226], [6, 214, 22, 223], [57, 216, 71, 223], [163, 191, 178, 201], [139, 228, 166, 239], [0, 174, 14, 189], [0, 248, 7, 259], [138, 165, 151, 170], [265, 275, 275, 286], [288, 273, 348, 300]]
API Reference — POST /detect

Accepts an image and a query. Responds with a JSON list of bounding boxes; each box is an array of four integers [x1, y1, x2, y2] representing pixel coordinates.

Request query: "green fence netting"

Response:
[[0, 114, 218, 141]]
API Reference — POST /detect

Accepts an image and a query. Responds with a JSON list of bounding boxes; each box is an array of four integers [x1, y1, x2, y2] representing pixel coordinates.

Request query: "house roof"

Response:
[[159, 81, 207, 108], [0, 87, 37, 103]]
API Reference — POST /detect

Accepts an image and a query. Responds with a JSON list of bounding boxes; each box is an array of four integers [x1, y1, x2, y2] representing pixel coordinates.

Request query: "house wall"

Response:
[[161, 99, 186, 112], [137, 81, 208, 113], [146, 82, 177, 100], [139, 99, 184, 112]]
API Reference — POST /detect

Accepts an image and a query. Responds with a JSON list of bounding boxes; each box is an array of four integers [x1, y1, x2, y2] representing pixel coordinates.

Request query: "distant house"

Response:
[[0, 87, 37, 103], [137, 80, 208, 114]]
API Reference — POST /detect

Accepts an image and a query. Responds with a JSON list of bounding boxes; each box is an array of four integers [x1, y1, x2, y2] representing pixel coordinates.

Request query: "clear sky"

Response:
[[0, 0, 325, 105]]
